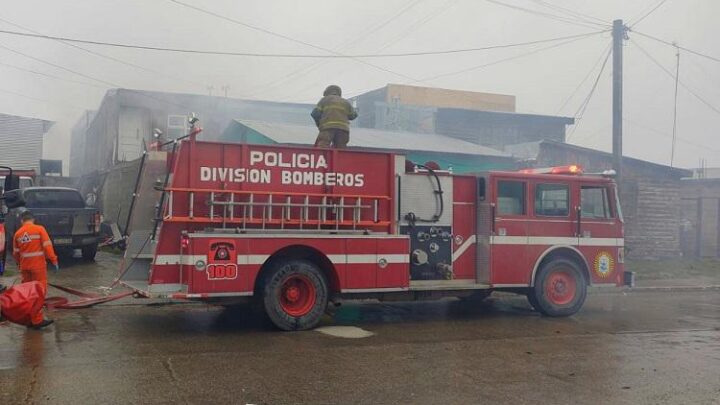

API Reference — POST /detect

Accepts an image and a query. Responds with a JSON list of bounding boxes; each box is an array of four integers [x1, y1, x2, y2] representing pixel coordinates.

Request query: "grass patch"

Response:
[[627, 259, 720, 280]]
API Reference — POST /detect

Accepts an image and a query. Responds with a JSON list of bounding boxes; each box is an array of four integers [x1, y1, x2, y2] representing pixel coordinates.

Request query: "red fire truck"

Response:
[[120, 127, 631, 330]]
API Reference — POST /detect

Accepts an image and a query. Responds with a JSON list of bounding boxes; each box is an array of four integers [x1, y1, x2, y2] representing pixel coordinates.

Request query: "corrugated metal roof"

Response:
[[0, 113, 54, 170], [233, 119, 510, 157]]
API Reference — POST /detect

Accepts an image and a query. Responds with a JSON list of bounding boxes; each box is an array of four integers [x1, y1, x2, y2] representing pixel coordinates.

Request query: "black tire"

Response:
[[81, 244, 98, 261], [262, 259, 328, 331], [531, 258, 587, 317]]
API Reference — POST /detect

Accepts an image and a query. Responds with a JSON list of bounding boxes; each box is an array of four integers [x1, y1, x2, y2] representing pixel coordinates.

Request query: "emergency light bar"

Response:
[[519, 165, 584, 175]]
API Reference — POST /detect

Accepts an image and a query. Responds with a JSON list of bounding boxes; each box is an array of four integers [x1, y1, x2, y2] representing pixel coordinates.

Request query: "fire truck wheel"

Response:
[[262, 260, 328, 331], [532, 258, 587, 317]]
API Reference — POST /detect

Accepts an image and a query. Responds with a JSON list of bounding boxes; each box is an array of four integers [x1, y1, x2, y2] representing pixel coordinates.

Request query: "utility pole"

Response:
[[612, 19, 627, 180]]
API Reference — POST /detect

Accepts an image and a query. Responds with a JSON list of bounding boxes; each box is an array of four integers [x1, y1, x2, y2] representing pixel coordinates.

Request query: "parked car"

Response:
[[3, 187, 102, 261]]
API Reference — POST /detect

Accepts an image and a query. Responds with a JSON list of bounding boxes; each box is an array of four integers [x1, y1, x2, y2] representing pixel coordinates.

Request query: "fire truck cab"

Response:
[[120, 131, 629, 330]]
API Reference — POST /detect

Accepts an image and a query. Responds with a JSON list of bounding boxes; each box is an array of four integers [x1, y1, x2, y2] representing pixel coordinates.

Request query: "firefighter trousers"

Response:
[[20, 268, 48, 325], [315, 129, 349, 148]]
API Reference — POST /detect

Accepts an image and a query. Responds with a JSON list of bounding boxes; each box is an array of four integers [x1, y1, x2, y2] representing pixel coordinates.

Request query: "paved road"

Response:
[[1, 253, 719, 404]]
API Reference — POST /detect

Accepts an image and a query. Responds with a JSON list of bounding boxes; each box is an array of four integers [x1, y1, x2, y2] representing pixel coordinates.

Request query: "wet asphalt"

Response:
[[1, 253, 718, 405]]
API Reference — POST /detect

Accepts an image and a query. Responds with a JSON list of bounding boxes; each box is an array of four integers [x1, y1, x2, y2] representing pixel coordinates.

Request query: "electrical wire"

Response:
[[484, 0, 609, 29], [0, 87, 85, 111], [0, 27, 611, 59], [0, 60, 105, 89], [528, 0, 611, 26], [0, 41, 197, 111], [631, 38, 720, 116], [630, 0, 669, 28], [0, 18, 207, 90], [670, 45, 680, 167], [416, 30, 606, 83], [374, 0, 456, 53], [167, 0, 418, 82], [566, 45, 612, 140], [555, 39, 613, 115], [631, 30, 720, 64], [623, 118, 720, 154], [241, 0, 425, 99], [0, 41, 116, 87]]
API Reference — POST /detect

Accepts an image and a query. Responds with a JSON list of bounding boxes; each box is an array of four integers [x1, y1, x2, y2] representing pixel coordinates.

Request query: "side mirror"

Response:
[[3, 189, 26, 209], [3, 174, 19, 192]]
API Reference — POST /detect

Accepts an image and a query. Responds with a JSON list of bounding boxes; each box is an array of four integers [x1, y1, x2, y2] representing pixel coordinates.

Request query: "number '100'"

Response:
[[207, 264, 238, 280]]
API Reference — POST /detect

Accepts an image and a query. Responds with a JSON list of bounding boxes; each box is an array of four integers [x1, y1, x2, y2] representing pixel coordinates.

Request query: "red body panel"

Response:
[[452, 176, 477, 280], [143, 138, 625, 299]]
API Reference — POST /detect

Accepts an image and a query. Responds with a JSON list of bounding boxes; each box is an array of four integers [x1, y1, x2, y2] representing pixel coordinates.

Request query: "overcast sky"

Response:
[[0, 0, 718, 171]]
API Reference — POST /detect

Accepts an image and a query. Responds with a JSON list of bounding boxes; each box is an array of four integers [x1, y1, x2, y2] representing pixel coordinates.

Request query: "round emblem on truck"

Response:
[[594, 251, 615, 278]]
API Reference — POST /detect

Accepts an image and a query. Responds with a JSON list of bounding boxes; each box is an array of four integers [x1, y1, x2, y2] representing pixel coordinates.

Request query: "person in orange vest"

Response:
[[12, 211, 59, 329]]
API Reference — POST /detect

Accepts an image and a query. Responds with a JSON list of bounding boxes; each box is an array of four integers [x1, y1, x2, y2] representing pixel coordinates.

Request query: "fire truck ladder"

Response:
[[162, 188, 391, 231]]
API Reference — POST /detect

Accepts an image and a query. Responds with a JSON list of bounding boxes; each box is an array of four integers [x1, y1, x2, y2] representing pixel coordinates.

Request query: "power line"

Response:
[[555, 39, 612, 115], [0, 41, 116, 87], [631, 38, 720, 116], [0, 41, 195, 111], [670, 45, 680, 167], [630, 0, 669, 27], [528, 0, 611, 26], [167, 0, 418, 82], [374, 0, 456, 53], [416, 30, 606, 83], [484, 0, 610, 29], [0, 60, 105, 88], [241, 0, 425, 99], [624, 118, 720, 154], [342, 29, 606, 98], [0, 17, 206, 90], [631, 30, 720, 64], [0, 27, 608, 59], [0, 87, 85, 111], [566, 43, 612, 140]]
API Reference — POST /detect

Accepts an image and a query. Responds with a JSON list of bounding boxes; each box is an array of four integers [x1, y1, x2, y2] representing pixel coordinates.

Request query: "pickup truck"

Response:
[[3, 187, 102, 261]]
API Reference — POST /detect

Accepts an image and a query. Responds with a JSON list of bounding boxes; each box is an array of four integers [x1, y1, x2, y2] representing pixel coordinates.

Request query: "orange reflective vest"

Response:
[[13, 222, 58, 271]]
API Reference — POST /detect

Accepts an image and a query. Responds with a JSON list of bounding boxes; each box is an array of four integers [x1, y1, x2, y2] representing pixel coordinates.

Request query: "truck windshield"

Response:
[[24, 190, 85, 209]]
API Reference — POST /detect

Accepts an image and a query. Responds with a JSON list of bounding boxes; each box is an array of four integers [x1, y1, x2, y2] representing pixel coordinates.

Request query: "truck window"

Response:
[[497, 180, 526, 215], [24, 190, 85, 209], [535, 183, 569, 216], [0, 176, 32, 189], [581, 186, 613, 219]]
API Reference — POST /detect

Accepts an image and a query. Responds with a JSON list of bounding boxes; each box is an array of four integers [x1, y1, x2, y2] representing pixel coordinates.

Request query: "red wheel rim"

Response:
[[545, 270, 577, 306], [279, 274, 316, 317]]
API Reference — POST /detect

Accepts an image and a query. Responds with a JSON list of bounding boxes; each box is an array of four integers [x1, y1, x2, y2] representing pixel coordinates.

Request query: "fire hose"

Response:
[[45, 284, 133, 309]]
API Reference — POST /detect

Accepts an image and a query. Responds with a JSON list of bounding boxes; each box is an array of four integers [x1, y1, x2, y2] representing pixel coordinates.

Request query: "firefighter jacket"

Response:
[[13, 222, 58, 271], [311, 93, 358, 132]]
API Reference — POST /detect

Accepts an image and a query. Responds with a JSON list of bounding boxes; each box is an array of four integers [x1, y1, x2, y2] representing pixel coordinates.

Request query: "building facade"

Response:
[[353, 84, 573, 149], [507, 140, 691, 259], [0, 112, 53, 171], [680, 179, 720, 258], [72, 89, 315, 176]]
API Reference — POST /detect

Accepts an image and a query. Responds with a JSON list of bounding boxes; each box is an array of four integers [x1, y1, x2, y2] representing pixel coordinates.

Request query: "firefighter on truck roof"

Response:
[[312, 85, 358, 149], [13, 210, 59, 329]]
